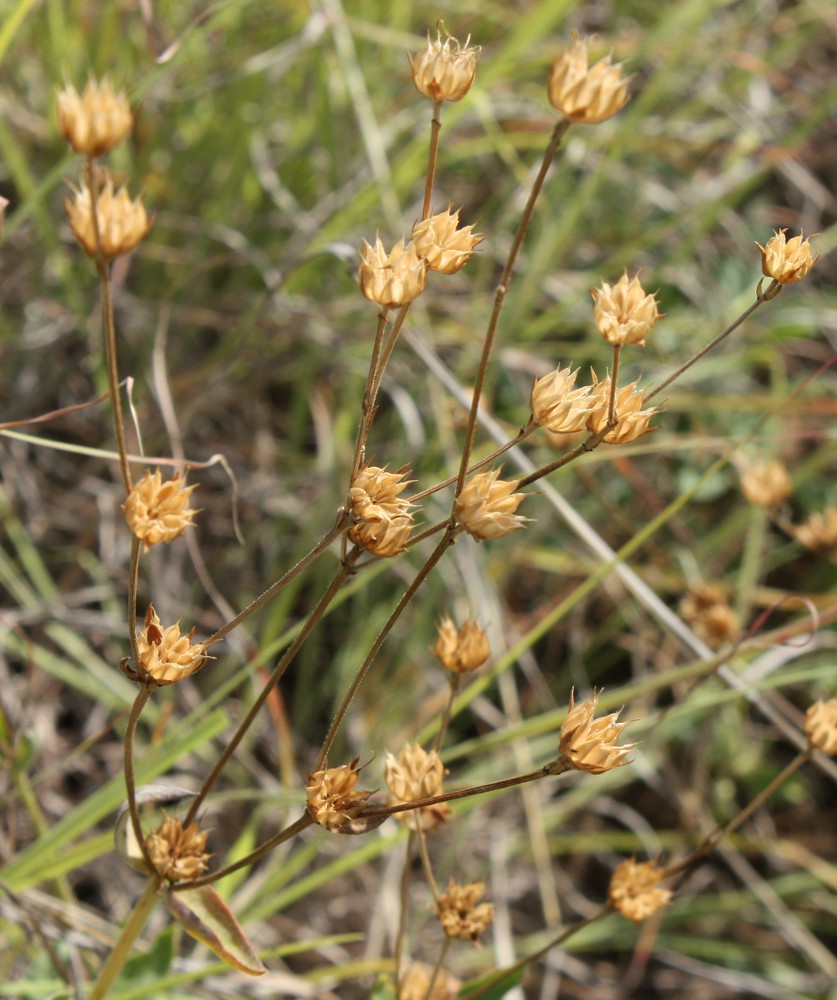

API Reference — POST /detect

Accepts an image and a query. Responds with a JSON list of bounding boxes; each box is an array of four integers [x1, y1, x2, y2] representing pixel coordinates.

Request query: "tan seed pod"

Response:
[[608, 858, 672, 923], [358, 237, 426, 308], [454, 469, 529, 541], [409, 26, 480, 103], [432, 616, 490, 674], [756, 229, 818, 285], [66, 177, 152, 259], [436, 879, 494, 944], [547, 36, 631, 125], [411, 206, 484, 274], [136, 605, 208, 686], [56, 76, 132, 157], [804, 698, 837, 755], [384, 743, 451, 832], [559, 688, 636, 774], [123, 469, 198, 551], [143, 814, 211, 884], [591, 271, 662, 347]]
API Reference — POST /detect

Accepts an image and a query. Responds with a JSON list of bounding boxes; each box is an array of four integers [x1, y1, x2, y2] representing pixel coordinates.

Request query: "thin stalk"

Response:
[[127, 535, 142, 674], [175, 812, 313, 890], [607, 345, 621, 428], [87, 877, 161, 1000], [415, 823, 440, 902], [394, 831, 416, 995], [646, 282, 778, 403], [515, 427, 610, 490], [201, 515, 347, 650], [410, 420, 539, 503], [664, 749, 811, 878], [423, 938, 452, 1000], [316, 528, 459, 770], [463, 907, 609, 1000], [362, 759, 570, 823], [422, 100, 443, 219], [184, 547, 361, 826], [349, 310, 389, 485], [454, 118, 570, 500], [124, 686, 154, 872], [85, 159, 132, 497], [432, 674, 460, 752]]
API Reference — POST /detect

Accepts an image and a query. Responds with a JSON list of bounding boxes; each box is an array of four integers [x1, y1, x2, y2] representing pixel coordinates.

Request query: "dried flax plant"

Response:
[[1, 19, 834, 1000]]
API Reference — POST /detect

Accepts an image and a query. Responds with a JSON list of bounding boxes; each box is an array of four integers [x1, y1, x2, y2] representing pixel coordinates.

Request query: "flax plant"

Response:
[[3, 14, 832, 1000]]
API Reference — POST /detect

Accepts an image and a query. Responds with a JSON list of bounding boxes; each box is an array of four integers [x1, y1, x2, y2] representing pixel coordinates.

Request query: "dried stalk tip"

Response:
[[306, 758, 374, 833], [547, 36, 631, 124], [144, 814, 211, 884], [399, 963, 461, 1000], [123, 468, 198, 550], [137, 605, 208, 685], [739, 460, 792, 508], [56, 77, 132, 157], [608, 858, 672, 923], [559, 688, 636, 774], [432, 616, 490, 674], [412, 206, 484, 274], [348, 465, 415, 557], [679, 583, 740, 648], [454, 469, 529, 541], [358, 237, 427, 308], [587, 372, 658, 444], [66, 177, 152, 260], [591, 271, 662, 347], [384, 743, 451, 832], [530, 364, 596, 434], [756, 229, 819, 285], [409, 25, 480, 103], [436, 879, 494, 944], [804, 698, 837, 755], [793, 507, 837, 561]]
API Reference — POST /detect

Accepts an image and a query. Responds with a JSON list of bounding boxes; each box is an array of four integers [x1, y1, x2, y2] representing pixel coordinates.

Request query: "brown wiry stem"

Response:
[[424, 938, 452, 1000], [663, 749, 812, 879], [463, 907, 609, 1000], [415, 823, 440, 902], [646, 282, 779, 403], [201, 514, 348, 650], [315, 528, 460, 770], [422, 100, 443, 219], [394, 831, 416, 996], [127, 535, 142, 675], [85, 159, 133, 497], [454, 118, 570, 502], [515, 426, 611, 490], [432, 674, 460, 753], [184, 546, 361, 826], [607, 344, 622, 427], [173, 812, 314, 890], [349, 309, 389, 487], [410, 420, 539, 503], [123, 685, 155, 874], [362, 758, 571, 822]]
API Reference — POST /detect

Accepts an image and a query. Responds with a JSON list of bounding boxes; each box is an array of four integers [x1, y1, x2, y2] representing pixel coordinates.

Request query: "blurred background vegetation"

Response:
[[0, 0, 835, 997]]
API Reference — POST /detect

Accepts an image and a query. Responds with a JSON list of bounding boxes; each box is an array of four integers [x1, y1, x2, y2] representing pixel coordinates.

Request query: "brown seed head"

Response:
[[793, 507, 837, 561], [66, 177, 152, 259], [547, 36, 631, 124], [432, 616, 490, 674], [608, 858, 672, 923], [559, 688, 636, 774], [530, 365, 596, 434], [358, 237, 427, 308], [123, 468, 198, 551], [804, 698, 837, 756], [136, 604, 208, 685], [399, 963, 461, 1000], [679, 584, 740, 648], [436, 880, 494, 944], [756, 229, 819, 285], [56, 77, 132, 157], [739, 460, 792, 508], [348, 465, 415, 557], [454, 469, 529, 541], [408, 26, 480, 103], [384, 743, 451, 832], [591, 271, 662, 347], [411, 206, 484, 274], [306, 758, 374, 833], [143, 814, 211, 884], [587, 372, 657, 444]]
